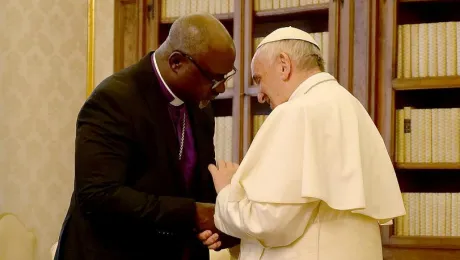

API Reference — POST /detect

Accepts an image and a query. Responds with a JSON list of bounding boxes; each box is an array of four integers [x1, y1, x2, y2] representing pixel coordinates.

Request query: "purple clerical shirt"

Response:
[[151, 54, 197, 191]]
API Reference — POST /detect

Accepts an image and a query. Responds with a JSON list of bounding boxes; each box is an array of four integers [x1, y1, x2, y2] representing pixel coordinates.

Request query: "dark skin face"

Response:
[[155, 13, 236, 105], [167, 46, 235, 103]]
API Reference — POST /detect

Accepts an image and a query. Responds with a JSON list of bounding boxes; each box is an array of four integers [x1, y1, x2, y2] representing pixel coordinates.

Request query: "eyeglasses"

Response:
[[174, 50, 237, 89]]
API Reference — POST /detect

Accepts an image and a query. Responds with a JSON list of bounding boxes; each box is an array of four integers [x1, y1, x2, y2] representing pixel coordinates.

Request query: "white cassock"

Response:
[[214, 72, 406, 260]]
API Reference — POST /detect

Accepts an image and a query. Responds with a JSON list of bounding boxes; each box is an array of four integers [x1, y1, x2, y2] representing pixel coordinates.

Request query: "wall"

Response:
[[0, 0, 87, 259], [95, 0, 114, 86]]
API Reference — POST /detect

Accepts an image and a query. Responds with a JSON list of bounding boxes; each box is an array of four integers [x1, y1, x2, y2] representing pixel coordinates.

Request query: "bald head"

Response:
[[166, 13, 235, 65]]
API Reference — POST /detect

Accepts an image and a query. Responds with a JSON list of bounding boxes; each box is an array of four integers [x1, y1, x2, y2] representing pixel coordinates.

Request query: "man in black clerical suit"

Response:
[[54, 13, 239, 260]]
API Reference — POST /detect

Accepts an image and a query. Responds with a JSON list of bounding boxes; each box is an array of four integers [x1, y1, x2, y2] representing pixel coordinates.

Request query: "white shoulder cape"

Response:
[[228, 73, 406, 223]]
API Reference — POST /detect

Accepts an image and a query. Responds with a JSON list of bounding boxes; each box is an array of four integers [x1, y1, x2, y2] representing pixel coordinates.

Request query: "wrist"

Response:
[[216, 183, 230, 194], [193, 202, 200, 233]]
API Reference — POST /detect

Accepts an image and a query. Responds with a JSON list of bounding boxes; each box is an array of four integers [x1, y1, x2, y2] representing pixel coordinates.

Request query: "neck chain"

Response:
[[178, 113, 186, 160]]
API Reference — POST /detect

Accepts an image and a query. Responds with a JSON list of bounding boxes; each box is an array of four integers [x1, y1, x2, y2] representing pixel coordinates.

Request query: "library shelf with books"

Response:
[[242, 0, 338, 154], [377, 0, 460, 258]]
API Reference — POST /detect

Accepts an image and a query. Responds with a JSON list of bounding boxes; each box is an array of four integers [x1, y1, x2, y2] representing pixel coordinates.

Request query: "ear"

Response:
[[168, 51, 186, 73], [278, 52, 292, 81]]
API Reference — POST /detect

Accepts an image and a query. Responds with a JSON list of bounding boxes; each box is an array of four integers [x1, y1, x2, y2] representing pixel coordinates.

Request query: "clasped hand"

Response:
[[196, 160, 239, 250]]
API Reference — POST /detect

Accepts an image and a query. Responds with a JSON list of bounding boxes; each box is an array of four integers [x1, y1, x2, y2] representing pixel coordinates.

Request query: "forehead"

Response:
[[251, 51, 267, 75], [200, 47, 235, 75]]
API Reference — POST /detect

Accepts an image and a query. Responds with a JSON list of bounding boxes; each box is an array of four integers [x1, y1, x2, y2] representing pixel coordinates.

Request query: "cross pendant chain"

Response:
[[178, 113, 186, 160]]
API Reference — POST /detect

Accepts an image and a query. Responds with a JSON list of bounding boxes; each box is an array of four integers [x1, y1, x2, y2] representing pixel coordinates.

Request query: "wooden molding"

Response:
[[337, 0, 354, 92], [399, 0, 459, 3], [254, 3, 328, 19], [328, 0, 339, 78], [232, 0, 245, 163], [393, 76, 460, 91], [386, 236, 460, 249], [376, 0, 397, 248], [395, 163, 460, 170], [86, 0, 95, 97], [161, 13, 234, 24]]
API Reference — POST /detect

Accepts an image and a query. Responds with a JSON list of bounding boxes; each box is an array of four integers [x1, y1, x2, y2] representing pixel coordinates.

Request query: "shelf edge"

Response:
[[161, 13, 234, 24], [392, 76, 460, 91], [254, 3, 329, 18], [395, 163, 460, 170], [385, 235, 460, 249]]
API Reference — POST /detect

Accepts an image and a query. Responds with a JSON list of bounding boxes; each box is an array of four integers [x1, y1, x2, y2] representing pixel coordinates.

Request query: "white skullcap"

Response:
[[256, 26, 319, 50]]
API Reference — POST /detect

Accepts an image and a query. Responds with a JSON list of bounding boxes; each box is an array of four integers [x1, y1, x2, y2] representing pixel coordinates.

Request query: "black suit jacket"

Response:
[[54, 52, 227, 260]]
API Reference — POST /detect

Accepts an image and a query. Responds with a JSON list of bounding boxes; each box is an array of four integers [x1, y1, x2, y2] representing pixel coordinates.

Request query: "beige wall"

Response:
[[0, 1, 113, 259], [95, 0, 115, 86]]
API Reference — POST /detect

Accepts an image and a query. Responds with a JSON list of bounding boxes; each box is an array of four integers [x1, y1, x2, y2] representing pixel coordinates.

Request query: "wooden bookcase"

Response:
[[377, 0, 460, 259], [112, 0, 460, 258]]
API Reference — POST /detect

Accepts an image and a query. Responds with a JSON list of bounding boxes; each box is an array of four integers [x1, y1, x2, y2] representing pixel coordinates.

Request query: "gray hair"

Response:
[[255, 40, 325, 72]]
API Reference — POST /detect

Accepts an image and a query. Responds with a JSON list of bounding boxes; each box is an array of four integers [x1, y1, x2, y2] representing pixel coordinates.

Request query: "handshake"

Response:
[[195, 202, 239, 250], [194, 161, 240, 250]]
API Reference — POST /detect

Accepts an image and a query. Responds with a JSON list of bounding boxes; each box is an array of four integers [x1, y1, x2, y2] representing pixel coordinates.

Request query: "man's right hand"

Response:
[[195, 202, 216, 232]]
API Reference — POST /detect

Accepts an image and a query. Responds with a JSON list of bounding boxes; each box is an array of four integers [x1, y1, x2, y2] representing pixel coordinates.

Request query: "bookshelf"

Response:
[[113, 0, 460, 258], [377, 0, 460, 258]]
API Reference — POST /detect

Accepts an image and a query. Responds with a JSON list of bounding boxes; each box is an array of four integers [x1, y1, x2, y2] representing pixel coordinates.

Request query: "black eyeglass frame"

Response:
[[174, 50, 237, 89]]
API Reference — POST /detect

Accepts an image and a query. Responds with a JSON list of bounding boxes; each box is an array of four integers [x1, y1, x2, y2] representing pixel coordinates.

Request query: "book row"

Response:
[[161, 0, 234, 19], [254, 0, 329, 11], [395, 107, 460, 164], [397, 22, 460, 79], [395, 193, 460, 237]]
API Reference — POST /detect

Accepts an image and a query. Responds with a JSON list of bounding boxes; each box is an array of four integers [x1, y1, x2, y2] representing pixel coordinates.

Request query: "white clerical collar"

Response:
[[152, 52, 184, 106], [289, 72, 336, 101]]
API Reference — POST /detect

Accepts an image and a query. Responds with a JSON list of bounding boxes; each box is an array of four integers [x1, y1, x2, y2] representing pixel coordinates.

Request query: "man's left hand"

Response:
[[208, 160, 239, 193], [198, 230, 240, 251], [197, 230, 221, 250]]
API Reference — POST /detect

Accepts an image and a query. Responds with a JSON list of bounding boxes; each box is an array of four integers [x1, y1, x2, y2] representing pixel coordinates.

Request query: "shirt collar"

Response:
[[288, 72, 336, 101], [152, 52, 184, 106]]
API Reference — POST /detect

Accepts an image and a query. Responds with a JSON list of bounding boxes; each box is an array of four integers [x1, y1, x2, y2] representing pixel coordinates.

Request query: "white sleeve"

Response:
[[214, 185, 320, 248]]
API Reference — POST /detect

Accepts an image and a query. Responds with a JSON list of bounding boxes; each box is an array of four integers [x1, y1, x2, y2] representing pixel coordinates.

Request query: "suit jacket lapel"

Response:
[[187, 104, 215, 200], [135, 52, 187, 195]]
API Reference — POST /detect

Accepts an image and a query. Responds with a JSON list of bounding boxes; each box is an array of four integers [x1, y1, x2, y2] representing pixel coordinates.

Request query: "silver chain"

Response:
[[178, 113, 186, 160]]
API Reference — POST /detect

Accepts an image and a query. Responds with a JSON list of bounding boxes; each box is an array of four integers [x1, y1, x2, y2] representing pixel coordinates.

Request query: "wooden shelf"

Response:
[[254, 4, 328, 19], [386, 235, 460, 249], [392, 76, 460, 91], [160, 13, 234, 24], [215, 88, 234, 100], [398, 0, 460, 25], [399, 0, 459, 3], [396, 163, 460, 170]]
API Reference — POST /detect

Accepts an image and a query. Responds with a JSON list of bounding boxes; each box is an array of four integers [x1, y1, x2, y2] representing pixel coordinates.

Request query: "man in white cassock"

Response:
[[200, 27, 406, 260]]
